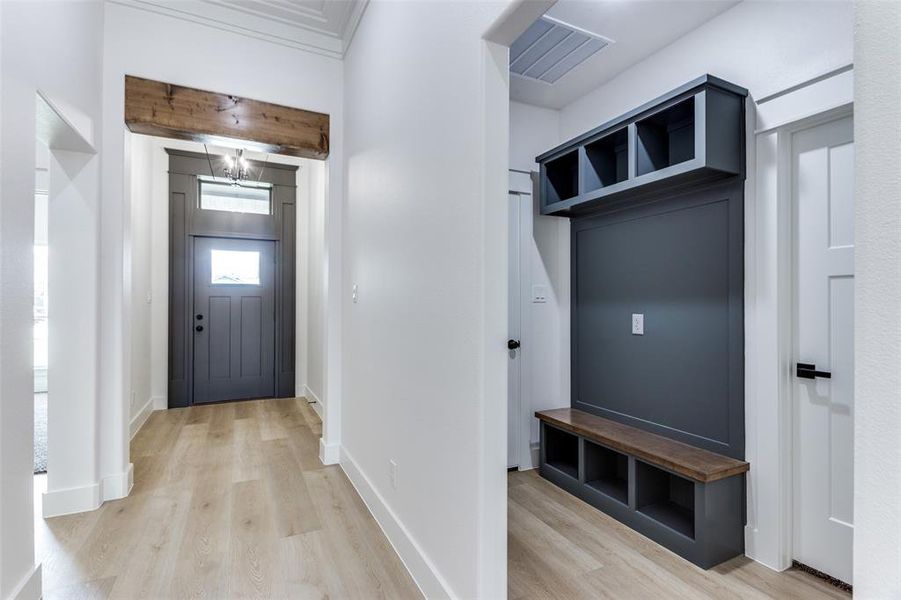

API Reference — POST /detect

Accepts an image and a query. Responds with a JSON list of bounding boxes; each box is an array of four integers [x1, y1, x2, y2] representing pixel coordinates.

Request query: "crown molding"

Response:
[[108, 0, 370, 59]]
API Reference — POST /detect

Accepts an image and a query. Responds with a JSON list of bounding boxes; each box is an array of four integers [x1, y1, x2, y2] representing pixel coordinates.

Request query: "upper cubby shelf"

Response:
[[537, 75, 748, 217]]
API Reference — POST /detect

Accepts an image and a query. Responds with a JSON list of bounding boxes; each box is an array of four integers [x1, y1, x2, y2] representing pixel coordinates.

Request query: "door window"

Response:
[[210, 249, 260, 285], [200, 180, 271, 215]]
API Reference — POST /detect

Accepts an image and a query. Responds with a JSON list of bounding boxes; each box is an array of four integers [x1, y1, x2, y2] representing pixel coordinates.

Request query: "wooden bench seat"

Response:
[[535, 408, 748, 483]]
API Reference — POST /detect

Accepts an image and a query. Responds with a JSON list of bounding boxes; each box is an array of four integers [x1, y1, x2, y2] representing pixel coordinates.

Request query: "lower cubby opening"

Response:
[[636, 460, 696, 539], [544, 425, 579, 479], [583, 440, 628, 504]]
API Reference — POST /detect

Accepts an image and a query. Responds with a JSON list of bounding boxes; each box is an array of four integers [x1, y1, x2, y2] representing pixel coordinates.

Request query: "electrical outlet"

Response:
[[389, 459, 398, 490], [532, 284, 548, 304], [632, 313, 644, 335], [352, 283, 358, 304]]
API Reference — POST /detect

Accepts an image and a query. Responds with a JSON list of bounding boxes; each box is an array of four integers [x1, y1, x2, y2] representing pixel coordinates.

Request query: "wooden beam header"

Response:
[[124, 75, 329, 160]]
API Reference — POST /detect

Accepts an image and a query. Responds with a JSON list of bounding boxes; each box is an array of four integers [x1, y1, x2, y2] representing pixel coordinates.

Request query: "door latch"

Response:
[[796, 362, 831, 379]]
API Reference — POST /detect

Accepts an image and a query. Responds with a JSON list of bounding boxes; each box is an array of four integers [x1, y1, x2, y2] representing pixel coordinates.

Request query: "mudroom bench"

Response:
[[536, 408, 749, 568]]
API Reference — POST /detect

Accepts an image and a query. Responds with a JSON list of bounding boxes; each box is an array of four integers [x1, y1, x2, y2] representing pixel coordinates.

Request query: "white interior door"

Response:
[[793, 115, 854, 584], [508, 192, 523, 469]]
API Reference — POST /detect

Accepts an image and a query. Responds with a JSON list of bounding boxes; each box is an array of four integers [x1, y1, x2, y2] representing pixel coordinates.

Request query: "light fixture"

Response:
[[223, 148, 249, 185], [203, 143, 270, 186]]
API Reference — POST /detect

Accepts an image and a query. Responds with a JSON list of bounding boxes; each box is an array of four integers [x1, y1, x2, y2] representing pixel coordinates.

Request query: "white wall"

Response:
[[100, 2, 344, 495], [509, 101, 570, 463], [0, 0, 103, 597], [510, 101, 559, 173], [853, 1, 901, 596], [342, 1, 508, 597], [560, 1, 854, 139]]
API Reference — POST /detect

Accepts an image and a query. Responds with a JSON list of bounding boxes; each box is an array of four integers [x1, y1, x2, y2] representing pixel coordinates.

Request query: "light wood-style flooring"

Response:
[[36, 398, 421, 600], [508, 469, 851, 600], [36, 399, 852, 600]]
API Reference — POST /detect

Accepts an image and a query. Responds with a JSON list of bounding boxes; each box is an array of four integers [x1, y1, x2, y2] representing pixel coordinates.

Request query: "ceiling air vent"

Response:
[[510, 16, 612, 84]]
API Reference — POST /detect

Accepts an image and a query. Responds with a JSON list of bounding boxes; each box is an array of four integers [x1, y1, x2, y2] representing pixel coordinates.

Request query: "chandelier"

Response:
[[223, 148, 249, 185]]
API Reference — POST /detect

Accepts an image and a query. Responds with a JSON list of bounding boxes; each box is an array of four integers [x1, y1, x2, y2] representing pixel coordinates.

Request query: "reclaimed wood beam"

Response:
[[124, 75, 329, 159]]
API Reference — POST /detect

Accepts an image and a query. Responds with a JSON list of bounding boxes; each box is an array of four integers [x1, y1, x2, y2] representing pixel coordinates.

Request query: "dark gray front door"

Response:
[[193, 236, 275, 404]]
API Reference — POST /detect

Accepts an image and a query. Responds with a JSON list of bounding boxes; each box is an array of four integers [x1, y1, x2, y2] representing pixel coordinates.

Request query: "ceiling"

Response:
[[510, 0, 740, 109], [114, 0, 368, 57]]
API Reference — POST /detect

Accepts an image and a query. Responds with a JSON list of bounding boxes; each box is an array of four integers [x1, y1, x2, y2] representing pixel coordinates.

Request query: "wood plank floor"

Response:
[[508, 469, 851, 600], [36, 398, 422, 600], [36, 400, 851, 600]]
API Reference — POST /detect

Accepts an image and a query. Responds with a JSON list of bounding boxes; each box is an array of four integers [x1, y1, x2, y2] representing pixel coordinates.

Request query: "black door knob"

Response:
[[195, 325, 204, 332], [507, 339, 521, 350], [196, 314, 204, 320]]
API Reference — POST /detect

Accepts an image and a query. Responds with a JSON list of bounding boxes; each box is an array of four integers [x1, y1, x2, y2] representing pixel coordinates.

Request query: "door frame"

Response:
[[744, 66, 853, 571], [167, 149, 298, 407]]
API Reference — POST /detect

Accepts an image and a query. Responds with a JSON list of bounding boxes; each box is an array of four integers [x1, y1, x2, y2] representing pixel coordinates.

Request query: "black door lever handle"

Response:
[[507, 339, 521, 350], [797, 362, 831, 379]]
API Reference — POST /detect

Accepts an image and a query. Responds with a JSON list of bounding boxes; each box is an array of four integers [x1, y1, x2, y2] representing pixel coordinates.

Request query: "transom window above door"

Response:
[[199, 179, 271, 215], [210, 249, 261, 285]]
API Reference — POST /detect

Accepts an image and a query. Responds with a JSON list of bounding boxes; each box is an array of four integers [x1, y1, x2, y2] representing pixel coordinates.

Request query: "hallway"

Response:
[[35, 399, 421, 599]]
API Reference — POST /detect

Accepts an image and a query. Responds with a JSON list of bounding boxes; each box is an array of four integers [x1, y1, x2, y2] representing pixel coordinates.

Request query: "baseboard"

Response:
[[43, 482, 101, 517], [319, 438, 340, 465], [530, 442, 540, 470], [6, 564, 41, 600], [130, 397, 153, 440], [101, 463, 134, 502], [340, 448, 453, 599], [303, 384, 323, 419], [151, 395, 167, 410]]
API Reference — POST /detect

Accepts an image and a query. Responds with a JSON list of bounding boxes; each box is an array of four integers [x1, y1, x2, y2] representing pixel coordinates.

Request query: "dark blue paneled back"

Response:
[[571, 179, 744, 459]]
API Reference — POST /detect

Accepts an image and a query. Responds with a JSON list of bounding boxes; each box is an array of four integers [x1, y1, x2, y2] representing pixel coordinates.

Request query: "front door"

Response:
[[193, 236, 276, 404], [793, 115, 854, 584]]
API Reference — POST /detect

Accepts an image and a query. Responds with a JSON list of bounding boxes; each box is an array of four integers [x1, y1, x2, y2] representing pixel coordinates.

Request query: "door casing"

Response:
[[167, 149, 297, 407]]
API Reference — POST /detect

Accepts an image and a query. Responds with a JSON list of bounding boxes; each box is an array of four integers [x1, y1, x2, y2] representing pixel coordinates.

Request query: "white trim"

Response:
[[318, 438, 340, 466], [101, 463, 134, 502], [43, 482, 101, 517], [341, 0, 369, 56], [129, 397, 153, 440], [744, 67, 854, 571], [755, 65, 853, 133], [107, 0, 344, 59], [340, 448, 453, 599], [529, 442, 540, 471], [151, 395, 167, 411], [6, 564, 41, 600], [303, 385, 323, 419]]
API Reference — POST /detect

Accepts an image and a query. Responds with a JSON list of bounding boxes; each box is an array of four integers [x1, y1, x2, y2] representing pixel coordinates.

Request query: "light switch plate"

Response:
[[632, 313, 644, 335], [532, 284, 548, 304]]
